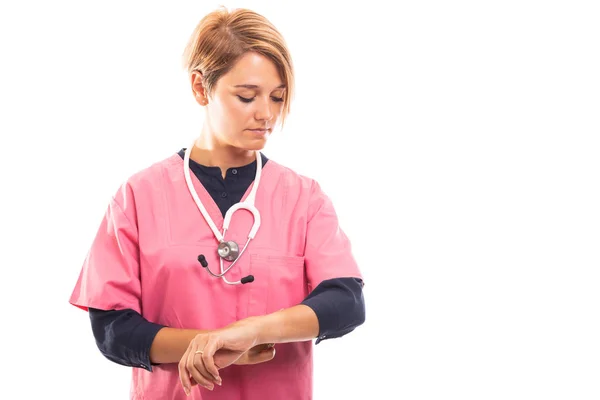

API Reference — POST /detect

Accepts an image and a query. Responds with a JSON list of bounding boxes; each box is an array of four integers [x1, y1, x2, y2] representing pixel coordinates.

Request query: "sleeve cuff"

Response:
[[301, 277, 365, 344], [89, 308, 166, 372]]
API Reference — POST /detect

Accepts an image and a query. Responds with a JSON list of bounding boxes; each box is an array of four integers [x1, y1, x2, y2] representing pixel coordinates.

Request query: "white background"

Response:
[[1, 1, 599, 399]]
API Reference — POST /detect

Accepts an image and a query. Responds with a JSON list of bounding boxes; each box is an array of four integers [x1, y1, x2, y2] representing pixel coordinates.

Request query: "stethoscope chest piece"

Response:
[[218, 241, 239, 261]]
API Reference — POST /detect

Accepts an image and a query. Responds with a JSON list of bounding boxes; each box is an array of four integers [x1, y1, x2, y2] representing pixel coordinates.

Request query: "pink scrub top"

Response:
[[69, 153, 363, 400]]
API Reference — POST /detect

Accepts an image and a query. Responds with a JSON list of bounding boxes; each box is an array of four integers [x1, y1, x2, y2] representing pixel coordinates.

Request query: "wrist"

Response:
[[249, 315, 271, 345], [226, 316, 267, 346], [249, 312, 283, 345]]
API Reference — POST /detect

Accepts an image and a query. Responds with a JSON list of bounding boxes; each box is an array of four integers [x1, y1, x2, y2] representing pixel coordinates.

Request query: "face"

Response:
[[192, 52, 286, 151]]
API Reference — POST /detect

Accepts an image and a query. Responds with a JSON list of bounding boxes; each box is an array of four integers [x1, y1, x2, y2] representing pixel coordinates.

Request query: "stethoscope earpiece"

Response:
[[197, 253, 254, 285]]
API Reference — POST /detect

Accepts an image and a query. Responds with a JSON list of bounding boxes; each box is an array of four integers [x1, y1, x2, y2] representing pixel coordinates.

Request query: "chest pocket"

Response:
[[246, 253, 307, 316]]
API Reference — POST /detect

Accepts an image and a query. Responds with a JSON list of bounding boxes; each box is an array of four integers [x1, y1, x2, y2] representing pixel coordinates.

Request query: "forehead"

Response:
[[219, 52, 283, 90]]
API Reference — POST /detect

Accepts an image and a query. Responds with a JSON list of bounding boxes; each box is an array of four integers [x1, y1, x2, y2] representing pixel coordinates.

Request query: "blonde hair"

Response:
[[183, 7, 294, 126]]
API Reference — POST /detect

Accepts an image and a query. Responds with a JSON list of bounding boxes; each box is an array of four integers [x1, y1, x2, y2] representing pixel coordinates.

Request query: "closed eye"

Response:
[[237, 95, 284, 103]]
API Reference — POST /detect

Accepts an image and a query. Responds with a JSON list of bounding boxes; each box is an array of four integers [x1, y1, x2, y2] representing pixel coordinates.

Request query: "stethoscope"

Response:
[[183, 145, 262, 285]]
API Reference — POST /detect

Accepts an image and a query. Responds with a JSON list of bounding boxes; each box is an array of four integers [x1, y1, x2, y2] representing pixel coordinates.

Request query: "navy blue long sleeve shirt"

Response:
[[89, 150, 365, 371]]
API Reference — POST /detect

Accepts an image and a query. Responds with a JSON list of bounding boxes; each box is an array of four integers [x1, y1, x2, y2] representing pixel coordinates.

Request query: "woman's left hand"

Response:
[[178, 319, 260, 394]]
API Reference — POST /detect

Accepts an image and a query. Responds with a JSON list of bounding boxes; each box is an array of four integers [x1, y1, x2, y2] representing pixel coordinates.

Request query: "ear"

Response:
[[191, 71, 209, 106]]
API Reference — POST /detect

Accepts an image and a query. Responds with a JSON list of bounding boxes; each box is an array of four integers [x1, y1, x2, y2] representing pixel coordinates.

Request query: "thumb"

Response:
[[250, 347, 276, 364]]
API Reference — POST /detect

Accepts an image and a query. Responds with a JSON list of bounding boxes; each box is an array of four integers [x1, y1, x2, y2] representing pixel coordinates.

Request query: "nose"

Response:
[[254, 97, 274, 122]]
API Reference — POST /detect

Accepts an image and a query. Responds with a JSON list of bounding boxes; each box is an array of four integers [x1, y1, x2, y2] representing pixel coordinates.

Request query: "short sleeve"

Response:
[[304, 181, 363, 291], [69, 183, 142, 314]]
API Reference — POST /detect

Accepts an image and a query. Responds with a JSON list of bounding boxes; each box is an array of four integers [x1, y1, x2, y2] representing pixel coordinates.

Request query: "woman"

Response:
[[69, 7, 365, 400]]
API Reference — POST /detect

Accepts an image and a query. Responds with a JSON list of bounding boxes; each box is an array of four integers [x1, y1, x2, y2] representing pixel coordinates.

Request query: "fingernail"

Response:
[[217, 378, 222, 386], [184, 387, 190, 396]]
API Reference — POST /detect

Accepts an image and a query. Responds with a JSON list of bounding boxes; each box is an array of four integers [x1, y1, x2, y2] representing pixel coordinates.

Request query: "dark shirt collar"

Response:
[[177, 148, 269, 179]]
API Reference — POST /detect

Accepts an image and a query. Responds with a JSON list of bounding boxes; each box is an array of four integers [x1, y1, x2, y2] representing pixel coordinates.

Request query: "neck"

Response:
[[190, 129, 256, 177]]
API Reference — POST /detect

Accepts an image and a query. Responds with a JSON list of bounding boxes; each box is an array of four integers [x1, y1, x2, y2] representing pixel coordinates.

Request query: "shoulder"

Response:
[[111, 153, 181, 205], [129, 152, 181, 185], [266, 158, 322, 196], [265, 158, 331, 219]]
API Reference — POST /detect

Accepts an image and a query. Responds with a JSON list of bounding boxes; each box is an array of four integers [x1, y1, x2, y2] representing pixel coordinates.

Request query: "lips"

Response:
[[247, 128, 270, 134]]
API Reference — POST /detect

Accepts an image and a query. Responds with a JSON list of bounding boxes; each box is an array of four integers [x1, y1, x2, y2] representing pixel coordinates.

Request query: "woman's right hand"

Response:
[[179, 327, 275, 394]]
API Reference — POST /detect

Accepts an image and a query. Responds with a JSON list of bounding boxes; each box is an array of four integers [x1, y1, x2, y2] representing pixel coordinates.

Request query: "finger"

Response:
[[250, 347, 276, 364], [194, 351, 222, 387], [201, 338, 222, 381], [187, 349, 215, 391], [178, 345, 193, 395], [249, 343, 271, 354], [214, 348, 241, 368], [262, 346, 276, 361], [187, 352, 214, 390]]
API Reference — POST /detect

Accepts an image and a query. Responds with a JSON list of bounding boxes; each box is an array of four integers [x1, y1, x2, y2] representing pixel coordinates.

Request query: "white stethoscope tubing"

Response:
[[183, 144, 262, 284]]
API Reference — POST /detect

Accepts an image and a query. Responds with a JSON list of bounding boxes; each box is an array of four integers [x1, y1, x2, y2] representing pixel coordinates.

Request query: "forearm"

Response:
[[149, 327, 211, 364], [250, 304, 320, 345]]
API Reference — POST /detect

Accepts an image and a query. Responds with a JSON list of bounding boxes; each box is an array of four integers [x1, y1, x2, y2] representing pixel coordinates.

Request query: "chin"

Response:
[[241, 137, 268, 151]]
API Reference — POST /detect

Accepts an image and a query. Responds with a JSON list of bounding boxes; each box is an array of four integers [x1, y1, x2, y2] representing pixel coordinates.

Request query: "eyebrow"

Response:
[[234, 84, 286, 89]]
